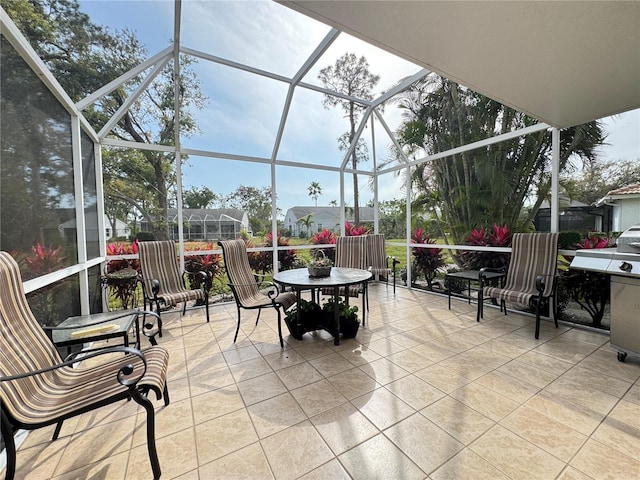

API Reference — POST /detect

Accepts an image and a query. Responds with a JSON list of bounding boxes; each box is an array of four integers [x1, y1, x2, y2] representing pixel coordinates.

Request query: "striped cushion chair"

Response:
[[0, 251, 170, 480], [218, 240, 296, 348], [322, 235, 369, 325], [477, 232, 560, 339], [366, 234, 399, 294], [138, 240, 210, 335]]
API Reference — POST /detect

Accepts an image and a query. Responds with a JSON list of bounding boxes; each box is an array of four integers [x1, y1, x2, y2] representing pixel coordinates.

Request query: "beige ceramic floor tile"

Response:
[[260, 420, 334, 480], [475, 369, 541, 403], [545, 376, 620, 416], [127, 427, 198, 479], [297, 459, 351, 480], [50, 451, 129, 480], [290, 379, 348, 417], [309, 352, 356, 377], [53, 417, 136, 476], [188, 365, 235, 396], [570, 438, 640, 480], [420, 396, 495, 445], [449, 382, 520, 421], [194, 408, 258, 465], [190, 384, 246, 425], [524, 391, 604, 436], [237, 371, 288, 406], [385, 412, 464, 474], [359, 357, 411, 385], [496, 358, 559, 389], [387, 348, 433, 372], [470, 424, 566, 480], [351, 386, 415, 430], [556, 465, 596, 480], [198, 442, 275, 479], [579, 347, 640, 383], [247, 392, 308, 439], [310, 402, 379, 455], [13, 435, 70, 480], [414, 363, 472, 393], [430, 448, 511, 480], [561, 365, 632, 397], [500, 405, 587, 462], [385, 374, 446, 410], [326, 366, 380, 400], [228, 356, 274, 383], [338, 433, 425, 480], [591, 401, 640, 461], [275, 361, 324, 390]]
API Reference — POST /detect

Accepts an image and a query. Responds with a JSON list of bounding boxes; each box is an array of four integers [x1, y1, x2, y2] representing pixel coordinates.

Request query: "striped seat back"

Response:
[[366, 234, 387, 270], [503, 233, 559, 296], [335, 235, 367, 270], [0, 252, 62, 411], [219, 240, 261, 302], [138, 241, 184, 295]]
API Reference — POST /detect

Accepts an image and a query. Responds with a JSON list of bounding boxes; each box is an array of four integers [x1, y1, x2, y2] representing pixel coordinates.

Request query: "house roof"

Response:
[[286, 206, 375, 222], [607, 182, 640, 196], [281, 1, 640, 129], [165, 208, 246, 222]]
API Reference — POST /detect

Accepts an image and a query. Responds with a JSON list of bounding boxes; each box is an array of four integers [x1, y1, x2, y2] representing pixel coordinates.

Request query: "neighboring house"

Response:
[[59, 213, 130, 242], [594, 182, 640, 233], [534, 199, 595, 233], [284, 206, 375, 237], [140, 208, 250, 241]]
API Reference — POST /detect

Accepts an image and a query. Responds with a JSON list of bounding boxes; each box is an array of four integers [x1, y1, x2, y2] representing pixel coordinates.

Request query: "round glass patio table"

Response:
[[273, 267, 372, 345]]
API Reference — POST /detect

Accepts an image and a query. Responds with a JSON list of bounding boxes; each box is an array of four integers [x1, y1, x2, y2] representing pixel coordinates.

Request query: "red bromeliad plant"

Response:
[[411, 228, 446, 290], [461, 223, 512, 270], [576, 235, 612, 249], [263, 232, 298, 271], [344, 222, 371, 236], [311, 228, 337, 262], [105, 241, 140, 275], [22, 243, 67, 280], [185, 242, 223, 300]]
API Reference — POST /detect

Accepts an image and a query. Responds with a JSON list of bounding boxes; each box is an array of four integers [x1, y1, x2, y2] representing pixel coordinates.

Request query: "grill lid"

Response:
[[570, 225, 640, 278], [616, 225, 640, 254]]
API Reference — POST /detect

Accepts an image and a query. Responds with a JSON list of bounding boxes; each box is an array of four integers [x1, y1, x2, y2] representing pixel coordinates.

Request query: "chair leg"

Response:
[[255, 308, 262, 326], [52, 421, 64, 440], [477, 288, 483, 322], [131, 389, 161, 480], [535, 298, 542, 339], [276, 309, 284, 348], [153, 299, 163, 338], [204, 294, 210, 323], [1, 409, 16, 480], [233, 306, 242, 343], [163, 383, 171, 407]]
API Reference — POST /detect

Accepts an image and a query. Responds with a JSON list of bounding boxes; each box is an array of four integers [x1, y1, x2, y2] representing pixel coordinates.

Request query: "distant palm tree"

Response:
[[329, 199, 337, 206], [299, 214, 314, 238], [308, 182, 322, 206]]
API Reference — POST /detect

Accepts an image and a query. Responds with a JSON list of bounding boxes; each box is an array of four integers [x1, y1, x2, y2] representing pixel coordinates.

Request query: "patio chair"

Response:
[[322, 235, 369, 325], [218, 240, 296, 348], [477, 232, 559, 339], [0, 251, 170, 480], [366, 234, 399, 294], [138, 240, 210, 335]]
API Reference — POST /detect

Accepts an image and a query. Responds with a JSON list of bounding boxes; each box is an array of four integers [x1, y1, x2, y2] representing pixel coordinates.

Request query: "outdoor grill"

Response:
[[569, 225, 640, 362]]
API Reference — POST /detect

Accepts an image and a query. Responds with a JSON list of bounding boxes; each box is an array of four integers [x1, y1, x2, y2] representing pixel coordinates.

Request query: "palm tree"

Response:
[[393, 75, 605, 245], [299, 214, 314, 238], [308, 182, 322, 206]]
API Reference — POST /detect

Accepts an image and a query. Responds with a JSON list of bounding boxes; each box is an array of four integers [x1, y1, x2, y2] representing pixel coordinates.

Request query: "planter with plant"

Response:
[[321, 297, 360, 338], [307, 250, 333, 277], [283, 298, 323, 339]]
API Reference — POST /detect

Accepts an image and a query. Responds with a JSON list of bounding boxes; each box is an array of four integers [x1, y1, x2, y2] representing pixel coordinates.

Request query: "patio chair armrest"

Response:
[[535, 273, 558, 295], [0, 346, 148, 388], [478, 266, 506, 279]]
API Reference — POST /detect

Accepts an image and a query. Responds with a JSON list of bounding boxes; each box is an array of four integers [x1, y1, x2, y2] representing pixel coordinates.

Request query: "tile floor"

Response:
[[7, 284, 640, 479]]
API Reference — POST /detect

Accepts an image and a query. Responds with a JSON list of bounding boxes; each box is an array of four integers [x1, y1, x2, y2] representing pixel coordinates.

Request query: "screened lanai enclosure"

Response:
[[1, 0, 639, 329]]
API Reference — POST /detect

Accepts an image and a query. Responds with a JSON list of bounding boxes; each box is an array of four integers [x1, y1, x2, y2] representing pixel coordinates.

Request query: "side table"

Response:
[[50, 310, 141, 356], [445, 270, 505, 309]]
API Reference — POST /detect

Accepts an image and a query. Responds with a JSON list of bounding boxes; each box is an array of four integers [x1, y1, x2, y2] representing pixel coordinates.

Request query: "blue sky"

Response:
[[79, 0, 640, 215]]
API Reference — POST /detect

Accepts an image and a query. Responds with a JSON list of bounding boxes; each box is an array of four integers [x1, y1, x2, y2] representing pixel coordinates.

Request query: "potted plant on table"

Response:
[[307, 250, 333, 277]]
